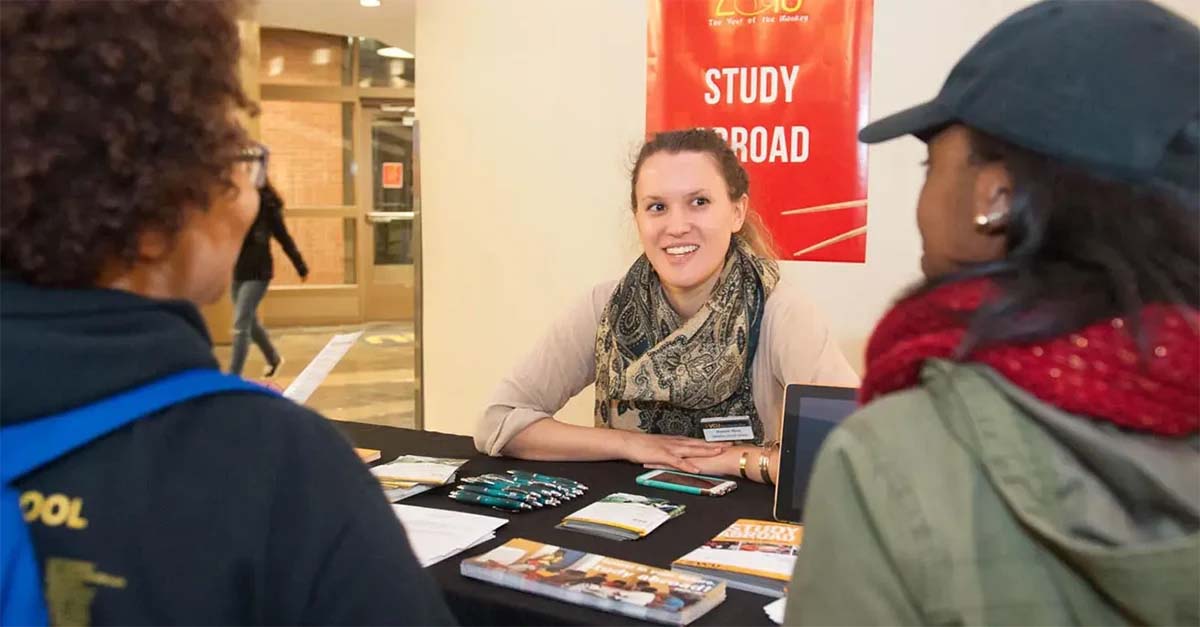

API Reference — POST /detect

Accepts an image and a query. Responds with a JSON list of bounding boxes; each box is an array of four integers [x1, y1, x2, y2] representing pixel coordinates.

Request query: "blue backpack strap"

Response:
[[1, 369, 278, 627]]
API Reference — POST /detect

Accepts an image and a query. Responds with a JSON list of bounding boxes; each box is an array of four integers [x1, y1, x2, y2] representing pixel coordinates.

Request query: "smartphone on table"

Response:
[[635, 469, 738, 496]]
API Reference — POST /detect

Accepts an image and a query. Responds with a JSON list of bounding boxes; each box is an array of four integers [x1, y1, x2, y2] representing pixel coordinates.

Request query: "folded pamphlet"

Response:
[[557, 492, 685, 541], [371, 455, 468, 486]]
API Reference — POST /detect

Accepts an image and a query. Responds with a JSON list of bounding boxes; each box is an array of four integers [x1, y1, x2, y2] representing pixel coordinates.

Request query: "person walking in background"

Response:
[[230, 176, 308, 378], [786, 1, 1198, 625]]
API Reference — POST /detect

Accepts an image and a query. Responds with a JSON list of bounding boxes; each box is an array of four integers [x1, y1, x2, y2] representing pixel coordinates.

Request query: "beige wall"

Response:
[[417, 0, 1200, 436], [782, 0, 1038, 372], [417, 0, 645, 434]]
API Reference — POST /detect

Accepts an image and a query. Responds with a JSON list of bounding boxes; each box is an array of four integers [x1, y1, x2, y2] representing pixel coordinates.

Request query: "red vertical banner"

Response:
[[647, 0, 873, 262]]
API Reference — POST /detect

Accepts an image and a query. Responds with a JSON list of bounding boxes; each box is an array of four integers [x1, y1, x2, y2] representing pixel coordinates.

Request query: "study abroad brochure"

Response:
[[671, 518, 802, 598]]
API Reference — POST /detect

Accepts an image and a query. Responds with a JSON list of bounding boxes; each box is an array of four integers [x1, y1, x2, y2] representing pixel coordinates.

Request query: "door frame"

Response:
[[254, 29, 415, 328], [355, 101, 418, 322]]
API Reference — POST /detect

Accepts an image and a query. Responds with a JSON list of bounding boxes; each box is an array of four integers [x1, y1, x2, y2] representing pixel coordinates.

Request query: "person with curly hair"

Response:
[[0, 1, 454, 625]]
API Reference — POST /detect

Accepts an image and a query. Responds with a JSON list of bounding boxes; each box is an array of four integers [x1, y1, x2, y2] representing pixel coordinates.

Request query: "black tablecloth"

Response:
[[333, 422, 779, 626]]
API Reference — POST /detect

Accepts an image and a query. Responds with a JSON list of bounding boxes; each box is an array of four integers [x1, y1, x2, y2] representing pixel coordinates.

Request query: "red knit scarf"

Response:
[[860, 279, 1200, 436]]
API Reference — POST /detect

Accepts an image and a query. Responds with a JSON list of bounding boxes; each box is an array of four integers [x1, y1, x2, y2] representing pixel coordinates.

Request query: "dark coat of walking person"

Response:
[[229, 179, 308, 377]]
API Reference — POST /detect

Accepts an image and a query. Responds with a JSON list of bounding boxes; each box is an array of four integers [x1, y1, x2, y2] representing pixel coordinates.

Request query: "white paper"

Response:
[[282, 331, 363, 403], [765, 597, 786, 624], [391, 504, 508, 567]]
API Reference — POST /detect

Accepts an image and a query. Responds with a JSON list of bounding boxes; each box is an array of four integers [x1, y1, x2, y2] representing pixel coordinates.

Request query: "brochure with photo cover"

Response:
[[370, 455, 468, 486], [672, 519, 802, 598], [557, 492, 685, 541], [461, 538, 725, 625]]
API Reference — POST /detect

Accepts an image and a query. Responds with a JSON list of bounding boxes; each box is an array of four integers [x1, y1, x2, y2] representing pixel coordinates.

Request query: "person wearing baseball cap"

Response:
[[786, 1, 1198, 625]]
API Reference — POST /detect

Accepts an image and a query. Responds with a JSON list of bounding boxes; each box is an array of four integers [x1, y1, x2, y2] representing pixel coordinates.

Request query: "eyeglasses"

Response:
[[235, 144, 270, 189]]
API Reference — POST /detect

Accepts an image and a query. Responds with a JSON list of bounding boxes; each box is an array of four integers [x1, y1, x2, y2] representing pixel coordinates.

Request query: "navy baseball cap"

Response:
[[859, 0, 1200, 192]]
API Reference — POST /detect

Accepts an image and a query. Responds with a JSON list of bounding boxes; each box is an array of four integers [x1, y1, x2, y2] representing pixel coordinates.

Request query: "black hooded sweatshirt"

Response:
[[0, 280, 454, 626]]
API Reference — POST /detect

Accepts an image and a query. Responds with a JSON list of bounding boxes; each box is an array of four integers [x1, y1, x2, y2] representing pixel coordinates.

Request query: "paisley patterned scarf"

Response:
[[594, 237, 780, 442]]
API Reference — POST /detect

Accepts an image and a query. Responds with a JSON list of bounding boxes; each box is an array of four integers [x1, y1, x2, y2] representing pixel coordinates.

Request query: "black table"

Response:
[[333, 422, 779, 626]]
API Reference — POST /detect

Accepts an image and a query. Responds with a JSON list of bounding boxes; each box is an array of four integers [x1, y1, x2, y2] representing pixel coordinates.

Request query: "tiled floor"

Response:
[[212, 322, 418, 429]]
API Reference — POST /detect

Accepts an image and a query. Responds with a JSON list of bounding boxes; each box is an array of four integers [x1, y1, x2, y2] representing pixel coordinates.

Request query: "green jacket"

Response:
[[786, 359, 1199, 626]]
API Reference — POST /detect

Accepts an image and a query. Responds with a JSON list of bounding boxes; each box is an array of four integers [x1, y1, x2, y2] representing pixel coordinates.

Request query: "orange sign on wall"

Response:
[[381, 162, 405, 189], [647, 0, 873, 262]]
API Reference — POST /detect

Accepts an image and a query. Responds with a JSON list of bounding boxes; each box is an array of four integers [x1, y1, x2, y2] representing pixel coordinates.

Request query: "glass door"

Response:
[[361, 103, 417, 321]]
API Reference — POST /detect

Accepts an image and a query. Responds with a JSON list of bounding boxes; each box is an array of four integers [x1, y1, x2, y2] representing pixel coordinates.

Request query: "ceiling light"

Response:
[[360, 0, 381, 7], [377, 46, 414, 59]]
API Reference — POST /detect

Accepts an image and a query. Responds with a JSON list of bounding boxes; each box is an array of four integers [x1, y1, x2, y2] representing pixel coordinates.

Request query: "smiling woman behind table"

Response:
[[475, 128, 858, 483]]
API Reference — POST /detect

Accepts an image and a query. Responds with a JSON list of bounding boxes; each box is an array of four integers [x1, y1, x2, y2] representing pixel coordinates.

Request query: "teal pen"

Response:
[[461, 476, 554, 502], [533, 481, 583, 498], [508, 477, 576, 498], [480, 474, 567, 499], [522, 481, 575, 499], [507, 469, 585, 489], [481, 475, 568, 504], [469, 474, 537, 492], [507, 470, 588, 492], [502, 480, 567, 503], [457, 483, 544, 507], [448, 490, 531, 511]]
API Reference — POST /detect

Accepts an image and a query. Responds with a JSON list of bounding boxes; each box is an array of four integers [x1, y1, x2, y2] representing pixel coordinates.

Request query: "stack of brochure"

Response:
[[371, 455, 468, 502], [557, 493, 685, 541], [672, 519, 802, 598], [462, 538, 725, 625]]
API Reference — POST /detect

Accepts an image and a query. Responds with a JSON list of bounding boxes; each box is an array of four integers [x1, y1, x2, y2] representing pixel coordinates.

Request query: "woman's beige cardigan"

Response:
[[475, 279, 860, 455]]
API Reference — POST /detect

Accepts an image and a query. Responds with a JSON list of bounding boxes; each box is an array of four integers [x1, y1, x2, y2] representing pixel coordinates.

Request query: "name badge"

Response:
[[700, 415, 755, 442]]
